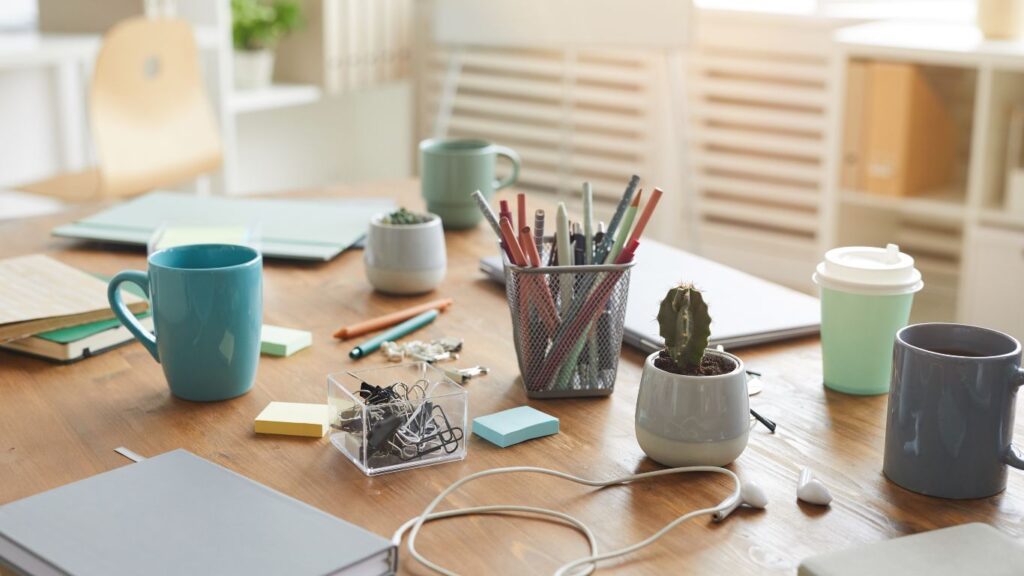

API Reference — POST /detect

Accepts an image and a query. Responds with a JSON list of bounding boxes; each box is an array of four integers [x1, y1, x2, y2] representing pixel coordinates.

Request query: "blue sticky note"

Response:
[[472, 406, 559, 448]]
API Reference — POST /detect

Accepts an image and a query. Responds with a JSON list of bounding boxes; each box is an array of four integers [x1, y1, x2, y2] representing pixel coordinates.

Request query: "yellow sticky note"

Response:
[[156, 226, 250, 250], [254, 402, 329, 438]]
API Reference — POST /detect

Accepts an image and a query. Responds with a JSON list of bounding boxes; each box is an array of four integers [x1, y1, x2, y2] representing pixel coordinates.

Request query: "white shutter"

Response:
[[419, 45, 667, 213], [687, 12, 843, 292]]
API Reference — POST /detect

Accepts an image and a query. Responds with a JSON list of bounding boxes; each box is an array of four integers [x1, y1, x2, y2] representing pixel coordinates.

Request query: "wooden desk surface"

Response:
[[2, 180, 1023, 575]]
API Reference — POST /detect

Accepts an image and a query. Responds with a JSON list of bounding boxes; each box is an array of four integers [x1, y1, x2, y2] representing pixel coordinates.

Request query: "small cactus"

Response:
[[657, 284, 711, 372]]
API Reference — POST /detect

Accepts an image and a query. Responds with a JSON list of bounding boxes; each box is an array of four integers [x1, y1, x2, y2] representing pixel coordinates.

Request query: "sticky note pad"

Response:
[[156, 226, 250, 250], [260, 325, 312, 357], [254, 402, 329, 438], [472, 406, 559, 448]]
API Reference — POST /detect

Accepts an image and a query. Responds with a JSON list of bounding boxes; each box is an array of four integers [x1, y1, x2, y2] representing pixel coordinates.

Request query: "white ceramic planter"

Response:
[[364, 213, 447, 295], [234, 49, 275, 90], [634, 349, 749, 467]]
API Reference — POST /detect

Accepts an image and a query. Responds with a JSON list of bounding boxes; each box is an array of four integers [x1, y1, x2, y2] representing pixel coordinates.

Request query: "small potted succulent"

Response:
[[634, 284, 750, 466], [231, 0, 302, 90], [364, 208, 447, 295]]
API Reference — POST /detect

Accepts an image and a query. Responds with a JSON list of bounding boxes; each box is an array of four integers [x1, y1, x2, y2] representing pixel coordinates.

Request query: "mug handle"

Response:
[[492, 145, 521, 192], [107, 270, 159, 362], [1006, 367, 1024, 470]]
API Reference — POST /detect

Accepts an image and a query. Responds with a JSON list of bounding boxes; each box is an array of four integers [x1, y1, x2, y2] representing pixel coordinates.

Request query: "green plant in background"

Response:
[[657, 284, 711, 372], [383, 208, 431, 225], [232, 0, 302, 51]]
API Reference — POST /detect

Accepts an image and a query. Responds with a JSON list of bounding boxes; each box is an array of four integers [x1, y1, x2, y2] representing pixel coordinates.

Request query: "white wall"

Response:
[[233, 82, 412, 194], [0, 68, 64, 188], [0, 71, 413, 194]]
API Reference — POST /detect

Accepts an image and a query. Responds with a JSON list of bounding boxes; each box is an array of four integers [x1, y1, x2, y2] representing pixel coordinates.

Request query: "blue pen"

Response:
[[349, 309, 439, 359]]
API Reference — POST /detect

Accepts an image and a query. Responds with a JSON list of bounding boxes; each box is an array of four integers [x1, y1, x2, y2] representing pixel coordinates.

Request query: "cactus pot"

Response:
[[634, 348, 749, 467]]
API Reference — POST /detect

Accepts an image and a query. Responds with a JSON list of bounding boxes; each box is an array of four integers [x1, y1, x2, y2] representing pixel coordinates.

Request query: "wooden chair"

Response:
[[20, 17, 221, 201]]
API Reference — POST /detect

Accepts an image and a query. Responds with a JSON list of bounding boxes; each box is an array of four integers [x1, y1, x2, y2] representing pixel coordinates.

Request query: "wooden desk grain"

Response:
[[2, 181, 1023, 575]]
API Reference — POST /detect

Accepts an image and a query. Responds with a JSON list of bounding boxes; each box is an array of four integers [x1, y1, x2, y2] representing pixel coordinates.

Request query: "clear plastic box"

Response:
[[327, 363, 468, 476]]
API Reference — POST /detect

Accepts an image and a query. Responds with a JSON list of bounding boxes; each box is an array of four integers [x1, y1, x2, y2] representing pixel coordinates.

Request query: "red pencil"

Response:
[[499, 217, 527, 266], [521, 226, 542, 267], [517, 193, 527, 236]]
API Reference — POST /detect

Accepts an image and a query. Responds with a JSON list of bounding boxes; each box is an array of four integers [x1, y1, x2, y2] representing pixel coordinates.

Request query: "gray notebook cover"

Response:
[[0, 450, 396, 576], [52, 192, 395, 261], [799, 523, 1024, 576], [480, 238, 820, 350]]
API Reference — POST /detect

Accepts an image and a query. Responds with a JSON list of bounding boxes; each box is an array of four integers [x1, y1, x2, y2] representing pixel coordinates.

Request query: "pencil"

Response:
[[499, 217, 527, 266], [533, 210, 545, 258], [623, 187, 663, 251], [517, 193, 527, 236], [522, 226, 542, 267], [349, 309, 438, 359], [333, 298, 453, 339]]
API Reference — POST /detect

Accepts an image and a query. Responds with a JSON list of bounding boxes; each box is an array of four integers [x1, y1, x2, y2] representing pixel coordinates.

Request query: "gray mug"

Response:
[[883, 323, 1024, 499]]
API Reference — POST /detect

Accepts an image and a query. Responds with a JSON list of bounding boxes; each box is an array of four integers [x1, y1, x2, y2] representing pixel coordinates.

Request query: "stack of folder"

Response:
[[0, 254, 148, 362]]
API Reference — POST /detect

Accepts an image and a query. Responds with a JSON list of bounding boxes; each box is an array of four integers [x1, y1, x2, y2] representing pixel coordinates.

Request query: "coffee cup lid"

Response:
[[812, 244, 923, 295]]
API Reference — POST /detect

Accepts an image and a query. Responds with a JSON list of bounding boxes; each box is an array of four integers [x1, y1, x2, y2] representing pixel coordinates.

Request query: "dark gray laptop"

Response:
[[0, 450, 395, 576], [481, 238, 820, 351]]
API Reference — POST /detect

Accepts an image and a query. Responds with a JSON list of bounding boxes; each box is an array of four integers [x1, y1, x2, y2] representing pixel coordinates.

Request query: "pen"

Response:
[[582, 182, 594, 265], [556, 203, 573, 313], [595, 175, 640, 264], [609, 189, 642, 263], [572, 222, 584, 265], [594, 221, 605, 247], [349, 309, 439, 359]]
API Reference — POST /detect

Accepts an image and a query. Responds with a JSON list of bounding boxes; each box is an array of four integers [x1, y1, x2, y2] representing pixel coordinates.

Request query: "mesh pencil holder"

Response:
[[504, 257, 634, 398]]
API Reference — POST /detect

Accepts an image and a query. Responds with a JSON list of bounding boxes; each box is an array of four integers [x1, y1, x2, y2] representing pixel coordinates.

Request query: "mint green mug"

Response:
[[420, 138, 521, 229]]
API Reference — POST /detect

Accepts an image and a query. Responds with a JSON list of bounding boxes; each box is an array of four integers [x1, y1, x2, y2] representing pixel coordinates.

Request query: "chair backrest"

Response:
[[90, 17, 222, 198]]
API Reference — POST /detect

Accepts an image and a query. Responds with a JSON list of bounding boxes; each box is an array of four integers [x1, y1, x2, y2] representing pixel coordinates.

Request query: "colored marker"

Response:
[[349, 309, 439, 359]]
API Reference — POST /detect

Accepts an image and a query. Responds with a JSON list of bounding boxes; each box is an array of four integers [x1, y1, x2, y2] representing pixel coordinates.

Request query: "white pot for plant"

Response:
[[634, 349, 749, 467], [233, 49, 275, 90], [364, 213, 447, 295]]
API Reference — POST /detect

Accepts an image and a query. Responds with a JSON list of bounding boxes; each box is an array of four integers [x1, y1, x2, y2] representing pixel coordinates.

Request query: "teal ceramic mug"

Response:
[[420, 138, 521, 229], [107, 244, 263, 401]]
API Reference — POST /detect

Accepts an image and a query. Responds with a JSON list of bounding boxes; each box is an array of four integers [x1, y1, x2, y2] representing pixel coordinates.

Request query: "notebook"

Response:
[[1, 274, 151, 362], [52, 191, 395, 261], [798, 523, 1024, 576], [0, 255, 147, 344], [0, 449, 396, 576], [480, 239, 820, 350], [1, 316, 153, 363]]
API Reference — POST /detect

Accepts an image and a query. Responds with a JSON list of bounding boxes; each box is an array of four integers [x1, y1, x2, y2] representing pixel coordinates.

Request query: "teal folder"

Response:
[[52, 192, 395, 261]]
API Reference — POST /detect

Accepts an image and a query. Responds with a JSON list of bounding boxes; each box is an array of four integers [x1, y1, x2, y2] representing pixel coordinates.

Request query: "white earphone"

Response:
[[797, 467, 833, 506], [392, 465, 767, 576]]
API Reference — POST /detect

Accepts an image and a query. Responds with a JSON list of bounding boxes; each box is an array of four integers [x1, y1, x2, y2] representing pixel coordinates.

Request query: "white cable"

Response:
[[392, 505, 599, 576], [392, 465, 742, 576]]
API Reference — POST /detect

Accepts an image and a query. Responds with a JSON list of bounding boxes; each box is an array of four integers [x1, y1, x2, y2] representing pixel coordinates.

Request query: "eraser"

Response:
[[255, 402, 329, 438], [472, 406, 559, 448], [261, 325, 312, 357]]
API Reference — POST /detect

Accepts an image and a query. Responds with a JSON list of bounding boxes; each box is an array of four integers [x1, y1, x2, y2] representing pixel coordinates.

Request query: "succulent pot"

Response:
[[233, 49, 275, 90], [634, 348, 749, 467], [364, 212, 446, 295]]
